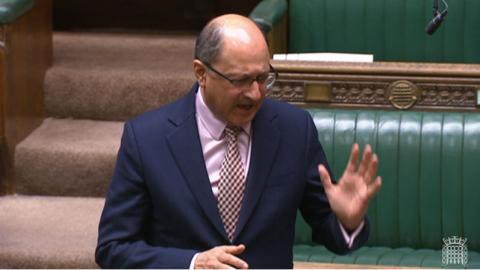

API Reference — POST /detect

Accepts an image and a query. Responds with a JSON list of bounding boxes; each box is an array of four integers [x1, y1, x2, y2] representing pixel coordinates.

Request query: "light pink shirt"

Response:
[[190, 87, 363, 268], [195, 87, 252, 197]]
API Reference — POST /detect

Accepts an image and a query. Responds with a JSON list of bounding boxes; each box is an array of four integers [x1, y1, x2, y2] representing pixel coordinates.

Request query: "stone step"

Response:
[[0, 195, 104, 268], [45, 31, 196, 121], [15, 118, 123, 197]]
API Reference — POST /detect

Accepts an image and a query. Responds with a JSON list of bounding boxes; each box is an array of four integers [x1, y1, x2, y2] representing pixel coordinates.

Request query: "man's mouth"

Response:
[[237, 104, 254, 111]]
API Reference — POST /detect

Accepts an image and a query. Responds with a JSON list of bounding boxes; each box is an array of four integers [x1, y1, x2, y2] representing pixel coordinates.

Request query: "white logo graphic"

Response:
[[442, 236, 468, 266]]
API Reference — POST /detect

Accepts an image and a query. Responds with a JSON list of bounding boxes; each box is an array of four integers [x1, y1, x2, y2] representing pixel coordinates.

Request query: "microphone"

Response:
[[425, 0, 448, 35], [425, 9, 448, 35]]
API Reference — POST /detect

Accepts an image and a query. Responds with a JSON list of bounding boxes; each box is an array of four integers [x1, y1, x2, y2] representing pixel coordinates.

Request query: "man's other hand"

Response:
[[318, 143, 382, 231], [195, 244, 249, 269]]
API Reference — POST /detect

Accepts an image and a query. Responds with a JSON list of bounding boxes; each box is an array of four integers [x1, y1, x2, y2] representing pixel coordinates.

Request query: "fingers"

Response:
[[367, 176, 382, 199], [357, 144, 373, 177], [363, 152, 379, 184], [219, 250, 248, 269], [195, 245, 249, 269], [223, 244, 246, 255], [355, 144, 381, 187], [346, 143, 360, 173], [318, 164, 333, 191]]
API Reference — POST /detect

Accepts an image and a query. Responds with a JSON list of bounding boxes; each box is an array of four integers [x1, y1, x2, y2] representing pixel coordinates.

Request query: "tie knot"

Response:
[[224, 126, 241, 140]]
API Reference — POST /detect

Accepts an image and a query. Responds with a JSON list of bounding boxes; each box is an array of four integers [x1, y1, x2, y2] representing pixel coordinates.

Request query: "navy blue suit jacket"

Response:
[[95, 84, 369, 268]]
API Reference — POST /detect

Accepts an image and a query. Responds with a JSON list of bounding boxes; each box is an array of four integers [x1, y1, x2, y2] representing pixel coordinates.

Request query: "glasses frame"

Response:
[[199, 60, 278, 90]]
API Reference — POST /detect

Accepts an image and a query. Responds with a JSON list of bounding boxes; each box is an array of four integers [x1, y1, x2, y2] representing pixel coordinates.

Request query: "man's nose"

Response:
[[243, 81, 263, 101]]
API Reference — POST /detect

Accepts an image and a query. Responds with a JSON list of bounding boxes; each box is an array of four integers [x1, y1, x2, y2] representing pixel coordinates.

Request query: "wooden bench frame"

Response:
[[269, 60, 480, 112], [0, 0, 52, 194]]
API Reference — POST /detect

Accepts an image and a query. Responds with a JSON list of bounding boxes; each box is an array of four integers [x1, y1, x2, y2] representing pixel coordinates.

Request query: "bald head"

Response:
[[192, 14, 272, 126], [194, 14, 269, 64]]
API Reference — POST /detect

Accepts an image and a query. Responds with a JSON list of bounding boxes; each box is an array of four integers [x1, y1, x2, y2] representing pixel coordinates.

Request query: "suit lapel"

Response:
[[234, 103, 280, 240], [166, 89, 282, 242], [166, 86, 228, 240]]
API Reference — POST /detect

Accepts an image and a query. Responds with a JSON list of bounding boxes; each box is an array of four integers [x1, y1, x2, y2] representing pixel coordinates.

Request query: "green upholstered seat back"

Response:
[[0, 0, 34, 24], [295, 109, 480, 251], [288, 0, 480, 63]]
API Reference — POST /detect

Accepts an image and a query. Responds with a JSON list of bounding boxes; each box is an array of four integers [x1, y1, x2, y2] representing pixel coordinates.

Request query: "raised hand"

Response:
[[318, 143, 382, 231], [195, 244, 249, 269]]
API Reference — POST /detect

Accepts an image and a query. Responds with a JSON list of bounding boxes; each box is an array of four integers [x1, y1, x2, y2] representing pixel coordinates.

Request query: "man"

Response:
[[95, 14, 382, 269]]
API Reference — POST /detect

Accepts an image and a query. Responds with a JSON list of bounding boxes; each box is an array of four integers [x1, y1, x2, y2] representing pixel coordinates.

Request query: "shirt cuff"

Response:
[[338, 220, 365, 249], [189, 253, 199, 269]]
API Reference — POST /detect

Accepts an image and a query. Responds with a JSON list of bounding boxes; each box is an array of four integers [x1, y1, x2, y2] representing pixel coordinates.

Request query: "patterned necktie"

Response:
[[217, 126, 246, 241]]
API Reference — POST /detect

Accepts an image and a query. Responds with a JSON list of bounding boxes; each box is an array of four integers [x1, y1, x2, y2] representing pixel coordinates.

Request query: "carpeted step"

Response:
[[0, 195, 104, 268], [45, 32, 196, 121], [14, 118, 123, 197]]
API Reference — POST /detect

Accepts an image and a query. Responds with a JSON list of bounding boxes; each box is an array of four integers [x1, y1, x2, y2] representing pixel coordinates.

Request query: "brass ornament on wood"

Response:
[[386, 80, 420, 110], [305, 83, 332, 102]]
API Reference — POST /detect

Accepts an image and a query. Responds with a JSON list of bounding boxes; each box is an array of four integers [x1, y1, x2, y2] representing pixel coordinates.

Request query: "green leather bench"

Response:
[[251, 0, 480, 63], [295, 108, 480, 268], [0, 0, 34, 24]]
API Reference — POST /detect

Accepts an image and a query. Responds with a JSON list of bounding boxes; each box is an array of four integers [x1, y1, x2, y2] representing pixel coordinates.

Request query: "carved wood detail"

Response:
[[417, 84, 477, 107], [330, 82, 388, 105], [269, 60, 480, 111], [269, 80, 479, 109], [267, 81, 305, 102]]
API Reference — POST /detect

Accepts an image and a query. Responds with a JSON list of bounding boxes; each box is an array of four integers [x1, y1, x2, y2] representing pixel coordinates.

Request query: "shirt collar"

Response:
[[195, 86, 251, 140]]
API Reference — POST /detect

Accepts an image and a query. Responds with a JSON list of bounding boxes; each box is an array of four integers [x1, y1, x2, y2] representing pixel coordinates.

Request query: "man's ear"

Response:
[[193, 59, 207, 88]]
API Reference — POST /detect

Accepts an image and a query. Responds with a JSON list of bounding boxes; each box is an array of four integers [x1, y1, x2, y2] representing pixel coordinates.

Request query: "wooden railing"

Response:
[[0, 0, 52, 194], [270, 60, 480, 112]]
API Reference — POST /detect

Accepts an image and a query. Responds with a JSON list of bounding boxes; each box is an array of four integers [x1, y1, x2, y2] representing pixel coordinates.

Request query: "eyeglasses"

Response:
[[200, 60, 278, 90]]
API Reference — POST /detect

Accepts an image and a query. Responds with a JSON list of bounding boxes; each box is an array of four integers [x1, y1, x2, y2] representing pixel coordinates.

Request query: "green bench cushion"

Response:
[[0, 0, 34, 24], [288, 0, 480, 63], [294, 245, 480, 268], [303, 108, 480, 250], [294, 108, 480, 267]]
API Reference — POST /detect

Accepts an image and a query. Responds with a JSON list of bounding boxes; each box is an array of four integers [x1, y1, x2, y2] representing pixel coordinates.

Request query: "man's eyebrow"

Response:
[[230, 69, 270, 78]]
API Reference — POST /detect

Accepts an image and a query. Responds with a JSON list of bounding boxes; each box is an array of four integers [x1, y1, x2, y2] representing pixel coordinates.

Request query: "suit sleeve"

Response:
[[95, 122, 198, 268], [299, 112, 370, 255]]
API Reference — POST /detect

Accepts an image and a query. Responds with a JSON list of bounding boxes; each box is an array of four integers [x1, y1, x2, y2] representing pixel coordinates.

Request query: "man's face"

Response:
[[195, 28, 271, 127]]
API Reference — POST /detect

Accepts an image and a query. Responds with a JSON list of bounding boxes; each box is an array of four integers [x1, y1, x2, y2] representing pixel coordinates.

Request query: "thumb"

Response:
[[224, 244, 246, 255], [318, 164, 333, 191]]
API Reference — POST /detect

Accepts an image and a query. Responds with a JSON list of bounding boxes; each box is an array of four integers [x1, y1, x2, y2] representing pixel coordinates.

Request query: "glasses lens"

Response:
[[265, 73, 276, 89], [232, 78, 252, 88], [256, 73, 269, 84]]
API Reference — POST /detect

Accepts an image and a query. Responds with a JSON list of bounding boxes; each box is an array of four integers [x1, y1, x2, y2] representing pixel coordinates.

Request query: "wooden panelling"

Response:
[[0, 140, 7, 194], [267, 13, 287, 55], [0, 35, 5, 192], [54, 0, 261, 31], [0, 0, 52, 194], [269, 60, 480, 112]]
